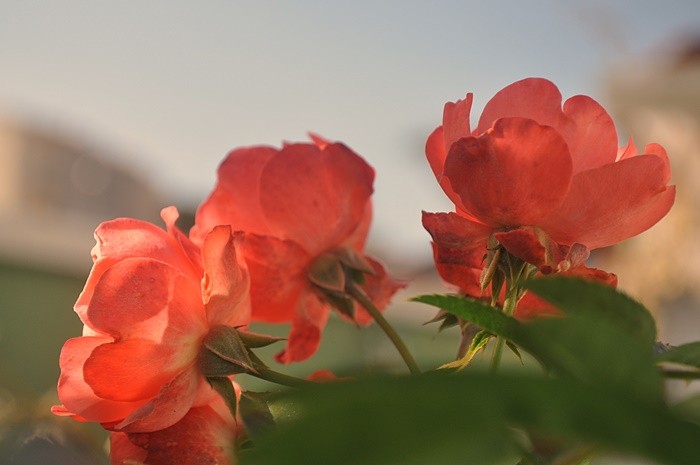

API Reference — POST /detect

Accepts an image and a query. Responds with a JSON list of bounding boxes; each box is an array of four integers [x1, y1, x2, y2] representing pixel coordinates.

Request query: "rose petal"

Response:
[[476, 78, 617, 173], [426, 126, 447, 182], [120, 405, 236, 465], [76, 217, 201, 328], [191, 145, 278, 244], [86, 257, 205, 341], [57, 336, 143, 424], [617, 137, 638, 161], [110, 432, 148, 465], [161, 206, 203, 271], [238, 233, 311, 323], [201, 225, 251, 327], [444, 117, 573, 227], [422, 211, 492, 248], [308, 132, 330, 149], [259, 142, 374, 255], [476, 78, 566, 135], [540, 154, 675, 249], [115, 366, 200, 433], [275, 292, 329, 364], [430, 241, 487, 297], [443, 93, 474, 150], [83, 339, 191, 403], [426, 126, 468, 210], [561, 95, 618, 173], [494, 228, 546, 268]]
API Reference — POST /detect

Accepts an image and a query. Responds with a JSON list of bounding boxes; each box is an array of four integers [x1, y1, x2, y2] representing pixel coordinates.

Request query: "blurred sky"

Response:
[[0, 0, 699, 271]]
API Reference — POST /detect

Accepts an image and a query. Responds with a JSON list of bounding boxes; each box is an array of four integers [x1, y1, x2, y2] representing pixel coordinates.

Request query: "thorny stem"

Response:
[[489, 285, 519, 373], [347, 282, 422, 375], [489, 256, 531, 373]]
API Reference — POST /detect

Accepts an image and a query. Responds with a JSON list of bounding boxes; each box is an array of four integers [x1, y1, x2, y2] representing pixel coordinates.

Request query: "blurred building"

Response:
[[0, 118, 165, 450], [0, 118, 163, 274], [604, 35, 700, 344]]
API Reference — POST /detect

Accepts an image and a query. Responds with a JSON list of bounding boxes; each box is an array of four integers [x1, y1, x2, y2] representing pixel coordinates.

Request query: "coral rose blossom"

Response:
[[110, 394, 239, 465], [53, 207, 250, 433], [423, 78, 674, 309], [191, 135, 403, 363]]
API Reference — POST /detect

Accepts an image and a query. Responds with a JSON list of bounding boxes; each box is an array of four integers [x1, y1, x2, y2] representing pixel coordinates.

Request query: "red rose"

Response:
[[53, 207, 250, 432], [109, 387, 239, 465], [191, 135, 404, 363], [424, 78, 674, 310]]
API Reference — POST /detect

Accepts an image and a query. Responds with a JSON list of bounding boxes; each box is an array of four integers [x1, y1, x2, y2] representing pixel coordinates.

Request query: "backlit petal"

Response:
[[275, 292, 329, 364], [444, 117, 573, 227], [476, 78, 566, 135], [443, 93, 474, 151], [115, 367, 200, 433], [76, 218, 200, 327], [57, 337, 143, 424], [201, 225, 251, 327], [86, 258, 205, 341], [191, 145, 278, 244], [83, 339, 191, 403], [476, 78, 617, 173], [540, 154, 675, 249], [259, 142, 374, 255], [237, 233, 310, 323], [494, 228, 546, 268], [429, 241, 487, 297], [118, 404, 236, 465]]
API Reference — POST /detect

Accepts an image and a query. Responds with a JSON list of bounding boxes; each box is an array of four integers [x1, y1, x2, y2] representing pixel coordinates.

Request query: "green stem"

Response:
[[489, 286, 519, 373], [247, 350, 314, 388], [253, 366, 314, 388], [347, 283, 421, 375]]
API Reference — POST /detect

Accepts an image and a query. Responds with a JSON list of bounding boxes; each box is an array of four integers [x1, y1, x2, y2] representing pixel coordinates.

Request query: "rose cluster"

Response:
[[53, 78, 673, 464]]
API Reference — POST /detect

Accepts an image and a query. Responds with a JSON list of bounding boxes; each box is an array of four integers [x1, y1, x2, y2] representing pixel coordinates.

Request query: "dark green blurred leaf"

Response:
[[523, 314, 663, 403], [414, 288, 663, 402], [524, 277, 656, 347], [239, 373, 700, 465], [506, 341, 524, 365], [240, 392, 276, 438], [671, 393, 700, 425], [657, 342, 700, 369]]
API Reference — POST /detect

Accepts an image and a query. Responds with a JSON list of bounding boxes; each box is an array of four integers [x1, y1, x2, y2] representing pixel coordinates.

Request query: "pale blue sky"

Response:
[[0, 0, 698, 270]]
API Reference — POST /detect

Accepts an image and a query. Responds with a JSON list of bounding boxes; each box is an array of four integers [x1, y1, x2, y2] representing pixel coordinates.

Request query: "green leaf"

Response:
[[201, 325, 257, 376], [240, 392, 276, 438], [308, 254, 345, 293], [412, 294, 523, 342], [671, 393, 700, 425], [506, 341, 524, 365], [208, 376, 237, 420], [238, 330, 286, 349], [413, 291, 663, 402], [240, 373, 700, 465], [657, 342, 700, 369], [523, 314, 663, 403], [322, 290, 356, 320], [524, 277, 656, 347], [441, 329, 492, 370]]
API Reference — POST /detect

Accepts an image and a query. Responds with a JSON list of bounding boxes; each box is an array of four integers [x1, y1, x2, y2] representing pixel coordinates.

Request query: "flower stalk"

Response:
[[347, 282, 421, 375]]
